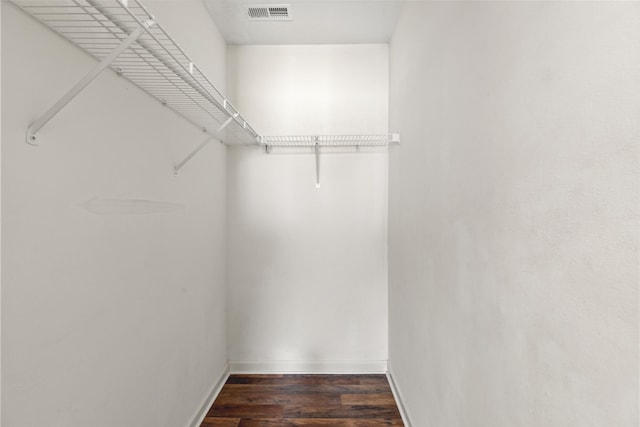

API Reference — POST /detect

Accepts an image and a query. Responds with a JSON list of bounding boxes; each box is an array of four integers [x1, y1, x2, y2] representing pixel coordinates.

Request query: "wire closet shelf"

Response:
[[12, 0, 259, 146], [260, 134, 400, 148], [260, 134, 400, 188]]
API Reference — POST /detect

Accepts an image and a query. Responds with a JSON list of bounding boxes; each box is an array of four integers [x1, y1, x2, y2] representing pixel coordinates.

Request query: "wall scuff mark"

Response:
[[81, 197, 186, 215]]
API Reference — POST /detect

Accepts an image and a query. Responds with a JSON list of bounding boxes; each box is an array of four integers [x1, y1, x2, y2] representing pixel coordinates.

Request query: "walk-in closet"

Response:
[[2, 0, 638, 426]]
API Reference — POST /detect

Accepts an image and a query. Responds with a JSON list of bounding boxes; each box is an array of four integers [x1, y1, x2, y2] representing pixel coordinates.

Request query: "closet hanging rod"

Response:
[[12, 0, 260, 146]]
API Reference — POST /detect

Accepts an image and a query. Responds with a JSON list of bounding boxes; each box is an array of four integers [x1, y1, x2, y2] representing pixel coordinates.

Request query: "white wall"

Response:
[[0, 0, 3, 421], [2, 1, 228, 425], [226, 45, 389, 372], [388, 2, 639, 426]]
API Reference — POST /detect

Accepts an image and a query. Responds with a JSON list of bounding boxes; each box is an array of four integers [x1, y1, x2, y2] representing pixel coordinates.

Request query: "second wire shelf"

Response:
[[259, 134, 400, 148]]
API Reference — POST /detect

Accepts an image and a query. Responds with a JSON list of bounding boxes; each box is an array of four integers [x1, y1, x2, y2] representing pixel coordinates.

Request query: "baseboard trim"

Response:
[[387, 367, 413, 427], [229, 360, 388, 374], [187, 364, 230, 427]]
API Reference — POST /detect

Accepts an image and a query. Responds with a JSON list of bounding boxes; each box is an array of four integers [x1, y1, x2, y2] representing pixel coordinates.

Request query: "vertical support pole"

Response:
[[26, 21, 153, 145]]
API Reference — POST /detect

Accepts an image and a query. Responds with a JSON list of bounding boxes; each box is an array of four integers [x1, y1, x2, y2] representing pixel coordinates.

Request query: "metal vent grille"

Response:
[[246, 4, 292, 21]]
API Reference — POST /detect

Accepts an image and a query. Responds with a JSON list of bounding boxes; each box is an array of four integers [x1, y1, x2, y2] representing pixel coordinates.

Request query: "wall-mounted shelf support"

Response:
[[26, 20, 154, 145], [174, 114, 238, 175], [260, 134, 400, 187], [174, 134, 217, 176], [14, 0, 260, 151], [314, 140, 321, 188]]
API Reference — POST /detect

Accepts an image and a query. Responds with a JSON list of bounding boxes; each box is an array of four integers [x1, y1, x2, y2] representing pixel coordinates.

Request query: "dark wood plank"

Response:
[[237, 420, 288, 427], [226, 375, 291, 385], [207, 404, 285, 418], [227, 375, 361, 386], [200, 418, 241, 427], [215, 390, 341, 406], [284, 404, 401, 419], [238, 419, 403, 427], [356, 375, 390, 385], [340, 393, 398, 406], [291, 419, 403, 426], [222, 383, 392, 394]]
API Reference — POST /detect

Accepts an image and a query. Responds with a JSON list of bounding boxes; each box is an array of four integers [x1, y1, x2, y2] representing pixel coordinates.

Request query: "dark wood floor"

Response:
[[200, 374, 404, 426]]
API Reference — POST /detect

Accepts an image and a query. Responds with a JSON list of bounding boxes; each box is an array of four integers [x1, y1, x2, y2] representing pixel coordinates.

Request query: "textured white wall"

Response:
[[0, 0, 3, 421], [1, 1, 228, 425], [388, 2, 639, 426], [226, 45, 389, 371]]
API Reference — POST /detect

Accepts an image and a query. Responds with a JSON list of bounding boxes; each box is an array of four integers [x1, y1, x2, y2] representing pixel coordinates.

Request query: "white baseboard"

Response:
[[229, 360, 388, 374], [387, 367, 413, 427], [187, 364, 230, 427]]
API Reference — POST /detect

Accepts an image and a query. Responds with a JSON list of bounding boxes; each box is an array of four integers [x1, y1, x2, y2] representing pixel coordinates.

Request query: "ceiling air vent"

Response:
[[245, 4, 292, 21]]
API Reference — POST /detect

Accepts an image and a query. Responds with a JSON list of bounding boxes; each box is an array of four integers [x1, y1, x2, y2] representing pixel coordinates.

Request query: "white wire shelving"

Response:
[[259, 134, 400, 148], [11, 0, 260, 172], [259, 134, 400, 188], [14, 0, 402, 178]]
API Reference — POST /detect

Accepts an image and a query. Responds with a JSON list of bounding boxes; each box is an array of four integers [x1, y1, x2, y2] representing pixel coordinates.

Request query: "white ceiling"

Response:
[[201, 0, 405, 45]]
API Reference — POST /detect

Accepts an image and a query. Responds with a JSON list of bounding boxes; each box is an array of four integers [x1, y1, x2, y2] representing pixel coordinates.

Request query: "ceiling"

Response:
[[201, 0, 405, 45]]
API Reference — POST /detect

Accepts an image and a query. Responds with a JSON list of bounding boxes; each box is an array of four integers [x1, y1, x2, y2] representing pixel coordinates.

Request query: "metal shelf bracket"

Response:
[[26, 20, 154, 145], [174, 113, 238, 175], [258, 134, 400, 187], [13, 0, 260, 149], [314, 139, 321, 188]]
